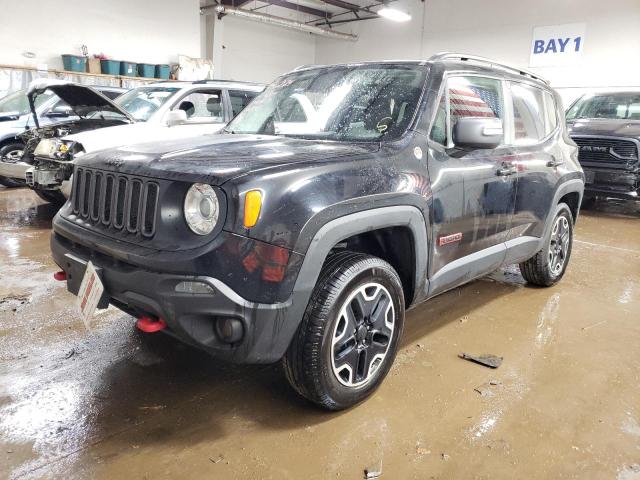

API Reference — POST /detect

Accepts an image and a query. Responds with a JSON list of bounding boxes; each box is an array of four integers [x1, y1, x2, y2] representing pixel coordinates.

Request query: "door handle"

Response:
[[496, 163, 517, 176], [546, 156, 564, 167]]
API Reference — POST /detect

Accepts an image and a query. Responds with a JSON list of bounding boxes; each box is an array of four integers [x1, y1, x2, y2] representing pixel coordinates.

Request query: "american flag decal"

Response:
[[450, 86, 501, 119]]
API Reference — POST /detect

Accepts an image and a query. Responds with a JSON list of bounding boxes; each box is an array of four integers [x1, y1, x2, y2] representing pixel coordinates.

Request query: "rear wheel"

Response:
[[283, 252, 405, 410], [0, 142, 26, 188], [519, 202, 573, 287]]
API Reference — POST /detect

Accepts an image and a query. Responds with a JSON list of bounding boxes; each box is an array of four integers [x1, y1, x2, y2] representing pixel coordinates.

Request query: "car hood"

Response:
[[567, 119, 640, 139], [75, 134, 380, 185], [64, 122, 220, 154], [27, 79, 133, 124]]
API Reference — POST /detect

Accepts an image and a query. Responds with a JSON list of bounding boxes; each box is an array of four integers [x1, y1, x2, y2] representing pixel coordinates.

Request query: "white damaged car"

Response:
[[5, 79, 263, 203]]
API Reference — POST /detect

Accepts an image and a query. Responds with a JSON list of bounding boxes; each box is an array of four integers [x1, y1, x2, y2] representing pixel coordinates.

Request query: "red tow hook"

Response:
[[136, 316, 168, 333], [53, 271, 67, 281]]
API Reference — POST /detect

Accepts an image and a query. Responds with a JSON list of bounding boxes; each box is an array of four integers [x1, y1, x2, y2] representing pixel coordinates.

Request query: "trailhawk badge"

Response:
[[439, 232, 463, 246]]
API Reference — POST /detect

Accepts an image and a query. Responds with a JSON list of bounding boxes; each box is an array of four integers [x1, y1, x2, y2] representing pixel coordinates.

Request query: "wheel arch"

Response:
[[540, 178, 584, 248], [292, 206, 429, 308], [0, 135, 24, 149]]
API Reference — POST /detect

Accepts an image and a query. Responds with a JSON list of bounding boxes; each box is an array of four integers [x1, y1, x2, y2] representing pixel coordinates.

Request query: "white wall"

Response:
[[206, 10, 316, 83], [315, 0, 640, 105], [0, 0, 201, 70]]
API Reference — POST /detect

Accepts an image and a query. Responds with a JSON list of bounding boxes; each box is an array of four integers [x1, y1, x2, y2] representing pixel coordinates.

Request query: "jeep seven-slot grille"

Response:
[[572, 137, 639, 167], [72, 167, 159, 238]]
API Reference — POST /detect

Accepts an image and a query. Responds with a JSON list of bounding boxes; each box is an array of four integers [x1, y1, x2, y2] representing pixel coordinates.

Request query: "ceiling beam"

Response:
[[221, 0, 253, 5], [319, 0, 373, 13], [260, 0, 332, 18]]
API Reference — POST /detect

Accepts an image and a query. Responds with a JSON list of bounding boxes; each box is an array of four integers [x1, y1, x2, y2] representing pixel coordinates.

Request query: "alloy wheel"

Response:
[[548, 215, 570, 275], [331, 282, 395, 387], [3, 148, 24, 163]]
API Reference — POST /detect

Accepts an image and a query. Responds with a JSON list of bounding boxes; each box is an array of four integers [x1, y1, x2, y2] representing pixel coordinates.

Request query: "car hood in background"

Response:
[[567, 119, 640, 139], [64, 122, 223, 154], [27, 79, 134, 122], [75, 134, 380, 185]]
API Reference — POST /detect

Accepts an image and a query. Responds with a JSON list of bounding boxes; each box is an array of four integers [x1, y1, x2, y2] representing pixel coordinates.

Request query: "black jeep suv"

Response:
[[567, 91, 640, 202], [51, 54, 584, 410]]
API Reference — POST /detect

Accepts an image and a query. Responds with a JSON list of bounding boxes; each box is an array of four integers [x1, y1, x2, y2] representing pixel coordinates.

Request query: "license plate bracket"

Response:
[[76, 261, 107, 329]]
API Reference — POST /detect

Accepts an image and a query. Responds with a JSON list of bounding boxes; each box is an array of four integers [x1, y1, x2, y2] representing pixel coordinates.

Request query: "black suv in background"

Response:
[[50, 54, 584, 410], [567, 91, 640, 202]]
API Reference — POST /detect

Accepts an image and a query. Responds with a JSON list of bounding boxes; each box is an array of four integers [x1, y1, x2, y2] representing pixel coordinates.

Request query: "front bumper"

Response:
[[0, 160, 29, 180], [583, 167, 640, 200], [51, 231, 297, 363]]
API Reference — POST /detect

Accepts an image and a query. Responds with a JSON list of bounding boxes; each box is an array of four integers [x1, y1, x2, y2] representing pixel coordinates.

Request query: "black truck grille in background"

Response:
[[573, 137, 639, 168], [72, 167, 159, 238]]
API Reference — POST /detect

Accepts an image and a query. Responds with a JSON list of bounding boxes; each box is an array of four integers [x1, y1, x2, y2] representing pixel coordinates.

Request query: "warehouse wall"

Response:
[[315, 0, 640, 105], [0, 0, 201, 70], [205, 10, 316, 83]]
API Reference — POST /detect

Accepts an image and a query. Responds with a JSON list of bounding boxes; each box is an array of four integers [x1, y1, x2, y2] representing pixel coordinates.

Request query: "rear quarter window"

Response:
[[510, 83, 546, 145]]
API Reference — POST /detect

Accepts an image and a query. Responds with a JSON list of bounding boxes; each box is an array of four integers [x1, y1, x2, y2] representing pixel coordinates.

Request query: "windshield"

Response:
[[225, 65, 427, 141], [115, 86, 180, 121], [0, 89, 55, 116], [567, 93, 640, 120]]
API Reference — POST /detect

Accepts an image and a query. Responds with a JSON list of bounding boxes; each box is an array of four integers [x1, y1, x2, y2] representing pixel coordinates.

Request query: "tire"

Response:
[[283, 251, 405, 410], [0, 143, 26, 188], [519, 202, 574, 287], [34, 189, 67, 206]]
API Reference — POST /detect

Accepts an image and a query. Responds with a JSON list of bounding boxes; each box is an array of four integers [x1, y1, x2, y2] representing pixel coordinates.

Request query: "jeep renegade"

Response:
[[50, 53, 584, 410]]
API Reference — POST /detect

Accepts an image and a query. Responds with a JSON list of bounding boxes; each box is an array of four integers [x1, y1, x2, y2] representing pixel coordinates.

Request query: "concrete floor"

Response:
[[0, 186, 639, 480]]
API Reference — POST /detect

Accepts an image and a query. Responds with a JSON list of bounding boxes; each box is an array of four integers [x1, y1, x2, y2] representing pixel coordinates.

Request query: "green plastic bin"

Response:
[[137, 63, 155, 78], [120, 61, 137, 77], [100, 60, 121, 75], [61, 54, 87, 72], [155, 64, 170, 79]]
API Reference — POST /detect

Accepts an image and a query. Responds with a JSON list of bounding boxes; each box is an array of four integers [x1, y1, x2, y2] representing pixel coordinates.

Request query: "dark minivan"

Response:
[[50, 53, 584, 410]]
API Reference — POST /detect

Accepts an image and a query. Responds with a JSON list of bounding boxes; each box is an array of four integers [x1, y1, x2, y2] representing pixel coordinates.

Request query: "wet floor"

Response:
[[0, 186, 639, 480]]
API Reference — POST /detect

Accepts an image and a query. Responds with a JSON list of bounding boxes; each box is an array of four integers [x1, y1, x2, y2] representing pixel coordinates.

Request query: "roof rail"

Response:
[[191, 79, 263, 85], [429, 52, 549, 84]]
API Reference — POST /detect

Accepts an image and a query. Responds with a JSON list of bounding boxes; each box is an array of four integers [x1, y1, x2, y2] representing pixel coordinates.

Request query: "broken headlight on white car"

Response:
[[33, 138, 78, 161]]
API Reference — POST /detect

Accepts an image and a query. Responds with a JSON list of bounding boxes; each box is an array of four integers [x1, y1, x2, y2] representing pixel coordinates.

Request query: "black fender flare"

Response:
[[538, 178, 584, 250]]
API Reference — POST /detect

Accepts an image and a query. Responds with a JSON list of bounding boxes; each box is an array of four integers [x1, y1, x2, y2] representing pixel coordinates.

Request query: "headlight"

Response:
[[34, 138, 60, 157], [33, 138, 75, 160], [184, 183, 219, 235]]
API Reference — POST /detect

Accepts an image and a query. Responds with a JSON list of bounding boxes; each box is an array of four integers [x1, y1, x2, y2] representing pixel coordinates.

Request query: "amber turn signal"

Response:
[[244, 190, 262, 228]]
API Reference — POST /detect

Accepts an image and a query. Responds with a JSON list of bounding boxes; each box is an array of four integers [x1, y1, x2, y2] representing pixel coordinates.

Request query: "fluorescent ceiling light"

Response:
[[377, 7, 411, 22]]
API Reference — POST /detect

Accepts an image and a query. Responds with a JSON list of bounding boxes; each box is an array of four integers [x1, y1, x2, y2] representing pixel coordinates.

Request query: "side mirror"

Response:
[[165, 109, 188, 127], [46, 105, 73, 117], [453, 117, 503, 150]]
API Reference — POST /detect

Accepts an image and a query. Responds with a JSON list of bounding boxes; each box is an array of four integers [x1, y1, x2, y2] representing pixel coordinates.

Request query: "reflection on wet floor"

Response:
[[1, 186, 639, 480]]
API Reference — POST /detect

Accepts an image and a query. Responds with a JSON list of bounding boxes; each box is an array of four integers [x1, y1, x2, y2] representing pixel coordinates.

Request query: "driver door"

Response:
[[428, 74, 517, 296]]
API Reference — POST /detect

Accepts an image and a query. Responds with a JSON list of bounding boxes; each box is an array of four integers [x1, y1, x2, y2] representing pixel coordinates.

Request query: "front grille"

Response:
[[573, 137, 639, 169], [71, 167, 159, 238]]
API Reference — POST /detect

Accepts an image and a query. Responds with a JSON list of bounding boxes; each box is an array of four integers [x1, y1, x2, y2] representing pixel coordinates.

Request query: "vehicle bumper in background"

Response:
[[0, 160, 29, 180], [50, 229, 304, 364], [583, 167, 640, 200]]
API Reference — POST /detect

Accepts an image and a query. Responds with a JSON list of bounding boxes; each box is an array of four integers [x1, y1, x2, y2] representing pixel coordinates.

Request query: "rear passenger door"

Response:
[[427, 74, 517, 296], [504, 82, 561, 262]]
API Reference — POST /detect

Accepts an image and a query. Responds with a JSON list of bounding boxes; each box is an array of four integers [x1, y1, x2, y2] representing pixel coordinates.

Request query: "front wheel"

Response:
[[0, 142, 26, 188], [519, 202, 574, 287], [34, 189, 67, 206], [283, 252, 405, 410]]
